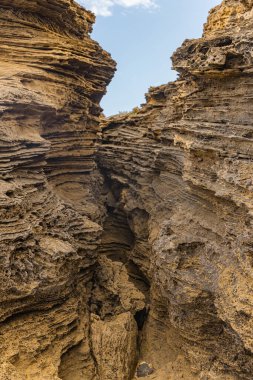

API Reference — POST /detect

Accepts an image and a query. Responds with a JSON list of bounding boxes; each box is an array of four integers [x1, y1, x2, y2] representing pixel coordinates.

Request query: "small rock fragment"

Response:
[[136, 362, 155, 377]]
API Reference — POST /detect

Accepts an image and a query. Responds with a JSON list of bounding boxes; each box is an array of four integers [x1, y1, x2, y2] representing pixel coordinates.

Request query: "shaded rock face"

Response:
[[99, 0, 253, 379], [2, 0, 253, 380]]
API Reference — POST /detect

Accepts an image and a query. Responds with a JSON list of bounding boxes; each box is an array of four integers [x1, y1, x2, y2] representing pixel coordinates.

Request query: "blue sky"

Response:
[[78, 0, 221, 115]]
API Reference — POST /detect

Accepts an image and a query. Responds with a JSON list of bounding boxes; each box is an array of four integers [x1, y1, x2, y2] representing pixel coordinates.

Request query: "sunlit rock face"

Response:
[[99, 0, 253, 379], [0, 1, 116, 379]]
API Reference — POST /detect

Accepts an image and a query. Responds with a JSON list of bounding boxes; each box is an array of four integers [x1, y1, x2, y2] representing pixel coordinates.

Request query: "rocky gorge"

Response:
[[0, 0, 253, 379]]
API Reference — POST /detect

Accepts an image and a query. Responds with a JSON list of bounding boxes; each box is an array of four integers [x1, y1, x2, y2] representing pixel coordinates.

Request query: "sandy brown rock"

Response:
[[99, 1, 253, 379], [2, 0, 253, 379], [91, 312, 138, 380], [0, 0, 116, 378]]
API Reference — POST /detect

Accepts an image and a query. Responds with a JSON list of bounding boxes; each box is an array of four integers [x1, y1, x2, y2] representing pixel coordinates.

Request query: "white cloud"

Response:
[[79, 0, 158, 16]]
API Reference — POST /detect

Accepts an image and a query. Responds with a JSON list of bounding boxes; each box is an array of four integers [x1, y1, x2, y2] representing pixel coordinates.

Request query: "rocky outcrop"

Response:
[[99, 1, 253, 379], [2, 0, 253, 379], [0, 1, 116, 379]]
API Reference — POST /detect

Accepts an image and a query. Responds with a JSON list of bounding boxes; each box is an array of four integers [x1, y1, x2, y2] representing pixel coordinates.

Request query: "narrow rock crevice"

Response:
[[87, 169, 151, 379]]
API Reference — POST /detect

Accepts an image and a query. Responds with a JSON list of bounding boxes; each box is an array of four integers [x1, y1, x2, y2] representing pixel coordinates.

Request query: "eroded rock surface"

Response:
[[2, 0, 253, 379], [0, 1, 116, 379], [99, 1, 253, 379]]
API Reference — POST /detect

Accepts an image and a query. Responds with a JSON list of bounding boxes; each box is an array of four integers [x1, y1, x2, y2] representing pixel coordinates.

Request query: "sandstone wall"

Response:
[[2, 0, 253, 379], [99, 1, 253, 379], [0, 1, 115, 379]]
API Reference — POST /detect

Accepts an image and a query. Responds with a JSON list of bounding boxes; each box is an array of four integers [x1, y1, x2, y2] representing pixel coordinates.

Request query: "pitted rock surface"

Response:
[[1, 0, 253, 380], [0, 0, 116, 379], [99, 1, 253, 379]]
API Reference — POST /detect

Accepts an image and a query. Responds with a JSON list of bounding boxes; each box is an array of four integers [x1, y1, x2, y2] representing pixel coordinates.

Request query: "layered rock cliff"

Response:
[[1, 0, 253, 379], [99, 0, 253, 379], [0, 1, 116, 379]]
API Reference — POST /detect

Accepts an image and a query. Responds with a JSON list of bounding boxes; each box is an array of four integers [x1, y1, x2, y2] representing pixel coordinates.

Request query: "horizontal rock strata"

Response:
[[99, 1, 253, 379], [2, 0, 253, 379], [0, 1, 116, 379]]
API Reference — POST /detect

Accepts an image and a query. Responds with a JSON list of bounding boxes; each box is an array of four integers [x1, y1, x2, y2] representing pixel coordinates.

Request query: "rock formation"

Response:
[[1, 0, 253, 379], [0, 1, 116, 379], [99, 0, 253, 379]]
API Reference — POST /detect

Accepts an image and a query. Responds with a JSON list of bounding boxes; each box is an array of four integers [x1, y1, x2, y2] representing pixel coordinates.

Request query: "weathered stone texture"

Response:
[[2, 0, 253, 379], [99, 1, 253, 379], [0, 0, 116, 379]]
